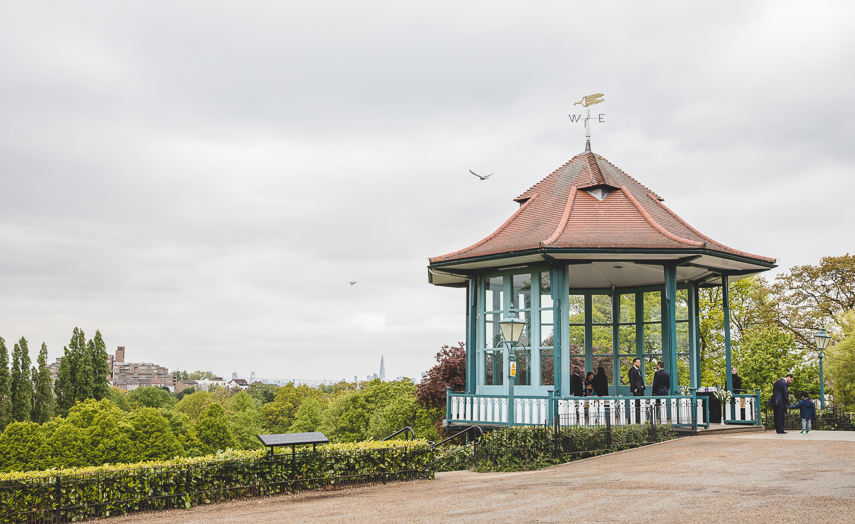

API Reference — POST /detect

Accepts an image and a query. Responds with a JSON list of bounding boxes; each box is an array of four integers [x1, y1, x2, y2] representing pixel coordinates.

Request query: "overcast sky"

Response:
[[1, 1, 853, 382]]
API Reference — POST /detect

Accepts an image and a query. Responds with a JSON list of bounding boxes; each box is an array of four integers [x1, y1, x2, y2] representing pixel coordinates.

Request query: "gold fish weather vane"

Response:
[[570, 93, 605, 151]]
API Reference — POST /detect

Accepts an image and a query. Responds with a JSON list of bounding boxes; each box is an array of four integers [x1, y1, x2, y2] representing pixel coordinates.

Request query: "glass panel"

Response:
[[618, 356, 636, 386], [620, 293, 636, 323], [568, 294, 585, 324], [485, 314, 502, 349], [513, 348, 531, 386], [540, 349, 554, 386], [567, 356, 585, 377], [677, 321, 690, 353], [644, 291, 661, 322], [593, 356, 613, 387], [644, 324, 661, 353], [540, 324, 554, 347], [484, 350, 503, 386], [592, 325, 612, 355], [568, 325, 585, 354], [486, 276, 503, 312], [591, 295, 613, 324], [676, 288, 689, 321], [539, 272, 553, 309], [518, 310, 531, 348], [540, 308, 554, 326], [619, 325, 636, 354], [644, 354, 663, 385], [677, 355, 691, 387], [512, 274, 532, 310]]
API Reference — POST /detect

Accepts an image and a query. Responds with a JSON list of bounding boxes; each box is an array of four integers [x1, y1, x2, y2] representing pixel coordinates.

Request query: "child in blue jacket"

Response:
[[788, 392, 816, 434]]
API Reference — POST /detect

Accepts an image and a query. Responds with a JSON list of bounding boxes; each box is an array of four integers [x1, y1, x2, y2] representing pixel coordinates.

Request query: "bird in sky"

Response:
[[469, 170, 493, 180], [349, 282, 356, 285]]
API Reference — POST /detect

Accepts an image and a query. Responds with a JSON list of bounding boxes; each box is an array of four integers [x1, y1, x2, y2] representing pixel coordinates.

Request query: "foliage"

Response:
[[246, 382, 277, 405], [367, 394, 440, 441], [127, 407, 184, 462], [128, 386, 177, 410], [826, 311, 855, 410], [771, 254, 855, 348], [225, 392, 264, 450], [107, 387, 132, 412], [174, 391, 216, 421], [31, 342, 54, 424], [0, 422, 48, 473], [54, 328, 109, 417], [734, 328, 819, 401], [289, 397, 323, 433], [185, 370, 216, 380], [196, 403, 235, 454], [325, 379, 418, 443], [89, 330, 111, 401], [0, 440, 431, 521], [0, 337, 10, 431], [416, 342, 466, 412], [9, 338, 33, 423], [258, 382, 325, 433]]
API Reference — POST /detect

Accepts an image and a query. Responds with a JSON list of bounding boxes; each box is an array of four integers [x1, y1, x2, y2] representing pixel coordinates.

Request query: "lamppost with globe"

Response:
[[499, 307, 526, 428], [814, 325, 832, 410]]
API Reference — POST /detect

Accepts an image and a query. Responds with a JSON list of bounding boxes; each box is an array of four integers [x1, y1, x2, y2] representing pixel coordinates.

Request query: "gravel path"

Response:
[[110, 432, 855, 523]]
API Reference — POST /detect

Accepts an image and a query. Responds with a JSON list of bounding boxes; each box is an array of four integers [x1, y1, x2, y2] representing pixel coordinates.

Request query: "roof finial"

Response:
[[574, 93, 604, 152]]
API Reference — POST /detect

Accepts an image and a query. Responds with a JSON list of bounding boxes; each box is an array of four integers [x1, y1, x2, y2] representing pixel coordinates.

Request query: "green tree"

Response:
[[367, 394, 440, 441], [289, 397, 323, 433], [733, 328, 819, 402], [107, 386, 132, 411], [0, 337, 11, 431], [158, 408, 204, 456], [90, 331, 111, 401], [0, 422, 48, 472], [326, 379, 417, 443], [247, 382, 277, 405], [128, 407, 183, 462], [187, 370, 215, 380], [771, 254, 855, 348], [128, 386, 177, 410], [54, 328, 88, 416], [31, 342, 54, 423], [258, 383, 324, 433], [9, 338, 33, 423], [226, 392, 264, 450], [826, 311, 855, 410], [175, 391, 216, 421], [195, 403, 235, 453], [65, 399, 135, 466]]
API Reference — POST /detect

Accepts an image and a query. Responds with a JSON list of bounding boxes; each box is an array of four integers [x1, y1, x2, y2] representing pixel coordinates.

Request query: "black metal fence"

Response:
[[761, 403, 855, 431], [0, 447, 433, 523]]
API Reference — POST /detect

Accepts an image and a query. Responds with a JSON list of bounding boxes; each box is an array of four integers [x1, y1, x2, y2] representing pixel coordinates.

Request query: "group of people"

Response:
[[570, 366, 609, 397]]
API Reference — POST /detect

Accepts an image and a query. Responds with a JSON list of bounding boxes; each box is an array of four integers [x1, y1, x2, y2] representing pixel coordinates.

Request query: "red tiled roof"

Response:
[[431, 152, 775, 265]]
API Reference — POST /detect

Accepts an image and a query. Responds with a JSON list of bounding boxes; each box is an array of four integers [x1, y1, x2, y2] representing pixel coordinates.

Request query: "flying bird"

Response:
[[469, 170, 493, 180], [349, 282, 356, 285]]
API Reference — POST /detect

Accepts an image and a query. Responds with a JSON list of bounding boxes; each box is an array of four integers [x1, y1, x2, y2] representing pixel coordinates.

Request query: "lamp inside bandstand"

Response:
[[499, 308, 526, 347]]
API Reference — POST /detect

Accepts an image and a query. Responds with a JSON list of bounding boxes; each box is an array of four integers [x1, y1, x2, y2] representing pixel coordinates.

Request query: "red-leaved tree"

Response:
[[416, 342, 466, 412]]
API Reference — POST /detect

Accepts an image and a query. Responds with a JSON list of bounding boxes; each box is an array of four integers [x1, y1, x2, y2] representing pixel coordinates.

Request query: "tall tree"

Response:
[[9, 338, 33, 423], [90, 331, 111, 401], [771, 254, 855, 348], [826, 311, 855, 410], [0, 337, 10, 430], [31, 343, 54, 424], [54, 328, 87, 416]]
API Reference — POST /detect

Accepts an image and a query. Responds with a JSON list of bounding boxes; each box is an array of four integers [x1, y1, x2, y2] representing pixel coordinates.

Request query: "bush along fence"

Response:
[[0, 440, 432, 523], [761, 403, 854, 431], [434, 409, 675, 473]]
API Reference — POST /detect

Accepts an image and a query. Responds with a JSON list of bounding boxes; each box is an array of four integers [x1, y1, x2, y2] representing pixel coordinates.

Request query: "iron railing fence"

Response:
[[761, 403, 855, 431], [0, 447, 433, 523]]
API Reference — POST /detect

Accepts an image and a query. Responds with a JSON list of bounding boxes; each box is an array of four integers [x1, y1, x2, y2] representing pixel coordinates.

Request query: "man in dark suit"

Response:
[[652, 361, 670, 423], [628, 358, 645, 422], [770, 374, 794, 434], [571, 366, 584, 397]]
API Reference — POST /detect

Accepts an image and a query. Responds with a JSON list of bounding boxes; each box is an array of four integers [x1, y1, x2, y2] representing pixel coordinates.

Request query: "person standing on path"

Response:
[[789, 392, 816, 434], [770, 374, 793, 434], [652, 361, 669, 423], [629, 358, 645, 422]]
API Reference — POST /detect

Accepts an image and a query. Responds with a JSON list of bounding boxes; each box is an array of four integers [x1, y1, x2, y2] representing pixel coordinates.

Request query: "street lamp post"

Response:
[[814, 325, 832, 410], [499, 307, 526, 428]]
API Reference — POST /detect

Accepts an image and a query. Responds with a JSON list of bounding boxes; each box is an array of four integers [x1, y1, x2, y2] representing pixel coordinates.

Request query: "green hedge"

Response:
[[0, 440, 432, 523]]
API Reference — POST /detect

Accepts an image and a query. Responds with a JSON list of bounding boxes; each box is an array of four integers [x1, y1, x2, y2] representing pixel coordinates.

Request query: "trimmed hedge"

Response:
[[0, 440, 431, 522]]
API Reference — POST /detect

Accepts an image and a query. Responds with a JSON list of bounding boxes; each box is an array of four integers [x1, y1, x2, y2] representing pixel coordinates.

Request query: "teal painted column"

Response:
[[688, 283, 699, 389], [466, 277, 478, 394], [584, 294, 593, 374], [722, 273, 734, 421], [693, 284, 702, 387], [551, 265, 563, 396], [612, 290, 620, 392], [635, 291, 644, 381], [664, 265, 678, 394]]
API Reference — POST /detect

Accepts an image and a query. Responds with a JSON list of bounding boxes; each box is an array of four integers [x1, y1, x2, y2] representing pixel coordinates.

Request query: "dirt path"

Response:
[[110, 432, 855, 523]]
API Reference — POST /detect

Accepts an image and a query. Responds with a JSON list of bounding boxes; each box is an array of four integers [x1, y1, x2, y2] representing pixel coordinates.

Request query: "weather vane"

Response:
[[570, 93, 605, 151]]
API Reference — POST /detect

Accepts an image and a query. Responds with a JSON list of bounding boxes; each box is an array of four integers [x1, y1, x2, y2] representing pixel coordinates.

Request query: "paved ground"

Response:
[[112, 431, 855, 523]]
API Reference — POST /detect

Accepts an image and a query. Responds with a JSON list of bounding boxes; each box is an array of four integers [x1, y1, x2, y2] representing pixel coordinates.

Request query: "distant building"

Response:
[[197, 376, 228, 390], [231, 372, 238, 380], [228, 378, 249, 390], [379, 355, 386, 381], [177, 380, 199, 391], [108, 346, 176, 390]]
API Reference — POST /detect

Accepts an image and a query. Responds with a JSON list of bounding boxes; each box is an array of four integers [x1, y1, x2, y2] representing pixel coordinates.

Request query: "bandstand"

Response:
[[428, 130, 776, 429]]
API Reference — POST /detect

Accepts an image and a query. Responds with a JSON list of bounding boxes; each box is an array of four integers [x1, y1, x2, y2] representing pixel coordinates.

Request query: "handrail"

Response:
[[431, 425, 484, 449], [382, 426, 416, 442]]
